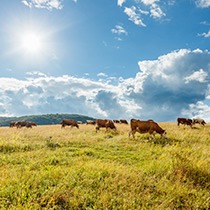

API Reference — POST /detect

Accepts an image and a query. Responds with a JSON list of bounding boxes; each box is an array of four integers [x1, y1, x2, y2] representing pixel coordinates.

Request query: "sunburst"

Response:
[[20, 31, 42, 53]]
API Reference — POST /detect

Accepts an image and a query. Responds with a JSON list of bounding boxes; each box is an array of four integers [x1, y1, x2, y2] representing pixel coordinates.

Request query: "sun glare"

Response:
[[21, 31, 42, 53]]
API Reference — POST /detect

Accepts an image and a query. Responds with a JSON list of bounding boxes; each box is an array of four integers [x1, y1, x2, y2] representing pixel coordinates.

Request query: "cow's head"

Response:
[[161, 130, 167, 138]]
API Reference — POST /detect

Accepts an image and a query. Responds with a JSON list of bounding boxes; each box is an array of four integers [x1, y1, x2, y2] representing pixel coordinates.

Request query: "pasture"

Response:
[[0, 122, 209, 209]]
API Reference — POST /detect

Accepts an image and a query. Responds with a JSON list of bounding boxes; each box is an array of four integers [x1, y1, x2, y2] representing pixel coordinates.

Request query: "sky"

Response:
[[0, 0, 210, 122]]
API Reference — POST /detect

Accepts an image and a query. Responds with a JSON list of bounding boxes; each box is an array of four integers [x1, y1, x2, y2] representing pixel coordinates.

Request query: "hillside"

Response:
[[0, 113, 96, 126]]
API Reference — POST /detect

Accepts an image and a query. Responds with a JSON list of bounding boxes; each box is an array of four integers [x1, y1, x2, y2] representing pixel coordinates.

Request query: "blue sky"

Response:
[[0, 0, 210, 122]]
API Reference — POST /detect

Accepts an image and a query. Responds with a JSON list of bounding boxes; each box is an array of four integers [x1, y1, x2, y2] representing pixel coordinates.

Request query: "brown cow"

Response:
[[9, 121, 17, 127], [28, 122, 37, 126], [15, 121, 32, 128], [95, 119, 116, 132], [113, 120, 120, 123], [129, 119, 166, 139], [61, 119, 79, 128], [177, 118, 192, 127], [120, 119, 128, 124], [192, 118, 206, 126]]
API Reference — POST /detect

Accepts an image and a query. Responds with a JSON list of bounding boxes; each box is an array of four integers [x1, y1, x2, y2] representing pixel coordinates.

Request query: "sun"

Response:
[[20, 31, 43, 54]]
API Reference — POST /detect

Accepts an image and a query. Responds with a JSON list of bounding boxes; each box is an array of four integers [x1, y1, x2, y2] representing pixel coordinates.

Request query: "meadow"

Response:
[[0, 122, 209, 209]]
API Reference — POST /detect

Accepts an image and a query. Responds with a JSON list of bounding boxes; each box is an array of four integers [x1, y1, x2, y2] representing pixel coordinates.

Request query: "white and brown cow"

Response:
[[192, 118, 206, 126]]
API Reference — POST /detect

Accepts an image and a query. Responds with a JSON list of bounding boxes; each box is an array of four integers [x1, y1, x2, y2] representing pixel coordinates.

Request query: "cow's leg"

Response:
[[96, 126, 100, 132], [129, 130, 136, 139], [105, 127, 108, 133], [149, 131, 156, 140]]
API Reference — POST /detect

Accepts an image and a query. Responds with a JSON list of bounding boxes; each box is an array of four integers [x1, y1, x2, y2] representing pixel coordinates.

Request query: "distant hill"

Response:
[[0, 114, 96, 126]]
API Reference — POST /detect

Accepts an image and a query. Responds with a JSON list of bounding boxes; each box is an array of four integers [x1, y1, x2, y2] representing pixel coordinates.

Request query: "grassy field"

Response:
[[0, 122, 209, 209]]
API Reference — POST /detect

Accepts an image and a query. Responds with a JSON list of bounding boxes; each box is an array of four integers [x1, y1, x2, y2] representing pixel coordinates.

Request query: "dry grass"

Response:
[[0, 122, 209, 209]]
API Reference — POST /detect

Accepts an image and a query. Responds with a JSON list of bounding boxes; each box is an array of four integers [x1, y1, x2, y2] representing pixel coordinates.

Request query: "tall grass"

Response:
[[0, 123, 209, 209]]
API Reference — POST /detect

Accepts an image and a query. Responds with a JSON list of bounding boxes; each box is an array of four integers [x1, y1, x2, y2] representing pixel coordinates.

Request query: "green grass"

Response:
[[0, 123, 209, 209]]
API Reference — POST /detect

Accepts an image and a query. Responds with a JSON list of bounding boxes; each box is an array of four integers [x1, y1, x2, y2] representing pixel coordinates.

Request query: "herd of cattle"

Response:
[[8, 117, 207, 139], [9, 121, 37, 128]]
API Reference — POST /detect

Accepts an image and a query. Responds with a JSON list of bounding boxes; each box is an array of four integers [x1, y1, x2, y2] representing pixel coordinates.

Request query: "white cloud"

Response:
[[1, 49, 210, 121], [132, 49, 210, 121], [182, 101, 210, 122], [141, 0, 158, 5], [118, 0, 126, 7], [26, 71, 48, 78], [150, 3, 166, 19], [168, 0, 175, 6], [22, 0, 63, 10], [111, 25, 128, 35], [198, 30, 210, 38], [0, 75, 134, 119], [200, 21, 210, 25], [97, 73, 108, 77], [22, 0, 32, 8], [195, 0, 210, 8], [120, 0, 169, 27], [184, 69, 208, 83], [141, 1, 166, 19], [124, 6, 146, 27]]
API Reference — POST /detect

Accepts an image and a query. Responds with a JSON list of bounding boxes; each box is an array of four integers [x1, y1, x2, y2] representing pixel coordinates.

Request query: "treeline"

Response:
[[0, 114, 96, 126]]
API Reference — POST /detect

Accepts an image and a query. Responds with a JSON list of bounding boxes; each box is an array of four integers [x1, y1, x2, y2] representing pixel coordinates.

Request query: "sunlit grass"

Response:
[[0, 123, 209, 209]]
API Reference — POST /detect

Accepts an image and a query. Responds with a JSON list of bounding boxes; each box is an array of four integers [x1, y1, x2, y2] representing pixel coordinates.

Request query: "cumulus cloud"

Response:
[[184, 69, 208, 83], [22, 0, 63, 10], [182, 101, 210, 120], [1, 49, 210, 122], [0, 74, 136, 119], [130, 49, 210, 121]]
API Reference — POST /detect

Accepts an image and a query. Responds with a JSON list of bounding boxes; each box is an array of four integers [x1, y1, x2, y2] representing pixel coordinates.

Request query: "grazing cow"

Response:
[[61, 119, 79, 128], [15, 121, 32, 128], [129, 119, 166, 139], [28, 122, 37, 126], [113, 120, 120, 123], [192, 119, 206, 126], [120, 119, 128, 124], [86, 120, 96, 125], [95, 119, 116, 132], [177, 118, 192, 127], [9, 121, 17, 127]]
